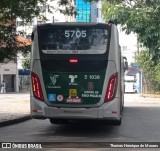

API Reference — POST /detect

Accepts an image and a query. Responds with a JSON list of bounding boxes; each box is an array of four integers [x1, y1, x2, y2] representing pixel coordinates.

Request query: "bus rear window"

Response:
[[38, 27, 109, 54]]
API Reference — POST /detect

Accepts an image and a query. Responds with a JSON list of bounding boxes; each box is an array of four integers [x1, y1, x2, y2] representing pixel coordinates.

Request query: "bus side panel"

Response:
[[98, 61, 121, 120], [98, 25, 122, 120], [30, 29, 48, 117], [108, 25, 121, 99], [100, 24, 123, 118], [30, 29, 41, 98]]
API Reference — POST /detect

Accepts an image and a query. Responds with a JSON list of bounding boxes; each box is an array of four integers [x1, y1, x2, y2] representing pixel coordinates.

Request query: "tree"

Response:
[[136, 50, 160, 93], [22, 54, 31, 69], [0, 0, 76, 62], [155, 63, 160, 84], [102, 0, 160, 63]]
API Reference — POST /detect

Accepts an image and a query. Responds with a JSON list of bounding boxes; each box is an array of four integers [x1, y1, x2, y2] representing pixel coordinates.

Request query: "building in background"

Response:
[[16, 0, 76, 38], [0, 61, 18, 93], [76, 0, 104, 23], [0, 36, 31, 93], [91, 1, 104, 23], [76, 0, 91, 22], [119, 31, 138, 65]]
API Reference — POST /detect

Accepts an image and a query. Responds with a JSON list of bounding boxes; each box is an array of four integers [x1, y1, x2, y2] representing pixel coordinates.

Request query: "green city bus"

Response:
[[30, 22, 128, 125]]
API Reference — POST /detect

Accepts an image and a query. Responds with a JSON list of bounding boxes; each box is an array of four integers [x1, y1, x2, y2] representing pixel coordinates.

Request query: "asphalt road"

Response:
[[0, 94, 160, 150]]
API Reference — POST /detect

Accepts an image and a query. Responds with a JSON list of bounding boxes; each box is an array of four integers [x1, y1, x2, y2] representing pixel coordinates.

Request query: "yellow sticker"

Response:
[[69, 89, 77, 97]]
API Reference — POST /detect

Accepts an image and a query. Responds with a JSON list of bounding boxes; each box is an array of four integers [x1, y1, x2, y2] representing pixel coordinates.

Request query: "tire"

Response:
[[113, 118, 122, 126]]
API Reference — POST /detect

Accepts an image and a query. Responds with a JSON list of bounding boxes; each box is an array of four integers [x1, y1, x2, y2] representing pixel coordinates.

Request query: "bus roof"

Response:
[[37, 22, 108, 27], [32, 22, 114, 33]]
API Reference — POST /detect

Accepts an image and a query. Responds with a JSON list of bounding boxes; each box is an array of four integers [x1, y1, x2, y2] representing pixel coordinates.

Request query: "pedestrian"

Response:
[[1, 81, 6, 93], [19, 80, 23, 92]]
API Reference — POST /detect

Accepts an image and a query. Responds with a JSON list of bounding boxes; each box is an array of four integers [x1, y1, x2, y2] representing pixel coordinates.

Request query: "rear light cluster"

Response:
[[105, 72, 118, 102], [31, 72, 44, 101], [69, 58, 78, 63]]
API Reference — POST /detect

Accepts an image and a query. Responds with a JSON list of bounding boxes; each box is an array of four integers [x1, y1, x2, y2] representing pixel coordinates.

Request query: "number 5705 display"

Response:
[[65, 30, 86, 38]]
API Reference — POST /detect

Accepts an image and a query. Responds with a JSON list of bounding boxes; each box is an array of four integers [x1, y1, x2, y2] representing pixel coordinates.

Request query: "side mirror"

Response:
[[123, 57, 128, 71], [31, 32, 34, 41], [124, 61, 128, 71]]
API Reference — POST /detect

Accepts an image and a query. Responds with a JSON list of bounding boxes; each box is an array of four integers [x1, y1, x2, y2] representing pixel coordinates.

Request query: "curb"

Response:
[[141, 94, 160, 98], [0, 115, 31, 127]]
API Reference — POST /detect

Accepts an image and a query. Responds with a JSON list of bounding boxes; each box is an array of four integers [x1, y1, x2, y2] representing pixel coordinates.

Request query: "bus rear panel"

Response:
[[30, 22, 124, 125]]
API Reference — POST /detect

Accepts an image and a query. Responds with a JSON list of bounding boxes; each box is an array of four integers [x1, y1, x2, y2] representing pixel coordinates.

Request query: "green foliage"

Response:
[[136, 50, 160, 92], [102, 0, 160, 63], [0, 0, 76, 62], [0, 0, 45, 62], [58, 0, 76, 16], [22, 54, 31, 69], [155, 63, 160, 83]]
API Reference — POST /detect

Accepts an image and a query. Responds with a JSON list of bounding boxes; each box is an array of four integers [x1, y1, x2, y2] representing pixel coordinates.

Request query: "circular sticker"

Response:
[[57, 95, 64, 102]]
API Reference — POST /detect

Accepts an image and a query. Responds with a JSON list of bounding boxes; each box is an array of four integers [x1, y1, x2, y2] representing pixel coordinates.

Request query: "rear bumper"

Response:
[[31, 96, 121, 121]]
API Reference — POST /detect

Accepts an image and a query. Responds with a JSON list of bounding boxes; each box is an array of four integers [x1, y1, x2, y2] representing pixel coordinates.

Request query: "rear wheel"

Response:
[[112, 118, 121, 126]]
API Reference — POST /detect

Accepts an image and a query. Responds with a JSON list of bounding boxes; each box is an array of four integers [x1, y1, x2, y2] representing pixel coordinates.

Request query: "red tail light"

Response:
[[105, 72, 118, 102], [69, 58, 78, 63], [31, 72, 44, 101]]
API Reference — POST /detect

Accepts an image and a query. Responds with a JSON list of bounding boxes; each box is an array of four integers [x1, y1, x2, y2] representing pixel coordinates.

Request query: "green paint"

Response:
[[42, 68, 106, 105]]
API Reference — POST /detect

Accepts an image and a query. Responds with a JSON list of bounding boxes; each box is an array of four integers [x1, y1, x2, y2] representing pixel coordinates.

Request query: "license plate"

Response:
[[66, 97, 81, 103]]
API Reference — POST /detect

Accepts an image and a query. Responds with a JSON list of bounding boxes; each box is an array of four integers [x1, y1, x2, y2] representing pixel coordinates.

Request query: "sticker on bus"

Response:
[[57, 94, 64, 102], [69, 89, 77, 97], [87, 82, 94, 91], [69, 75, 78, 85], [48, 94, 56, 102]]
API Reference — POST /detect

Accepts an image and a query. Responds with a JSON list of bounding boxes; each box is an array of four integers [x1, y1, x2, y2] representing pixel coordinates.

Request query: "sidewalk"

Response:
[[0, 93, 31, 127]]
